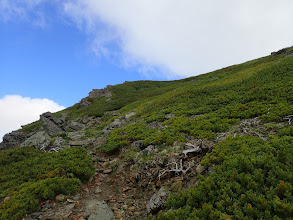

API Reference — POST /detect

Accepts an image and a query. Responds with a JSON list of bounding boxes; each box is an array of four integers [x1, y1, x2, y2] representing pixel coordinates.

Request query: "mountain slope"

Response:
[[0, 47, 293, 219]]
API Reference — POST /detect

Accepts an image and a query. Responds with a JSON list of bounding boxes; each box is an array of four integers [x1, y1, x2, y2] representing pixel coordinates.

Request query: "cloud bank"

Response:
[[0, 95, 65, 141], [1, 0, 293, 78], [63, 0, 293, 78]]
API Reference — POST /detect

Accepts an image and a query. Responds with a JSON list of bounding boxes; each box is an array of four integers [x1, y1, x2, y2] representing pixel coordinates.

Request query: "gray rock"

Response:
[[131, 140, 145, 150], [21, 131, 50, 149], [80, 97, 92, 108], [68, 131, 85, 140], [79, 87, 112, 108], [83, 199, 114, 220], [196, 164, 206, 174], [64, 120, 85, 131], [1, 131, 27, 150], [143, 145, 157, 156], [51, 137, 69, 150], [165, 114, 175, 120], [40, 112, 64, 136], [147, 187, 169, 213], [124, 112, 136, 120], [89, 88, 112, 98], [69, 138, 94, 147]]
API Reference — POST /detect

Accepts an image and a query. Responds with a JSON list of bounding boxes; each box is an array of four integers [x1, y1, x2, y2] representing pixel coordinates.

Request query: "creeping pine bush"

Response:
[[157, 133, 293, 219], [0, 146, 95, 220]]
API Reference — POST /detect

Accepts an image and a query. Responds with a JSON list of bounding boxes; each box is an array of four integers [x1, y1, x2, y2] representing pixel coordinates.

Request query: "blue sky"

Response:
[[1, 0, 293, 139], [0, 4, 155, 107]]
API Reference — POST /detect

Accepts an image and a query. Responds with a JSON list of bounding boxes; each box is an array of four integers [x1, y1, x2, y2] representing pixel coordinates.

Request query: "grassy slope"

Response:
[[2, 48, 293, 219]]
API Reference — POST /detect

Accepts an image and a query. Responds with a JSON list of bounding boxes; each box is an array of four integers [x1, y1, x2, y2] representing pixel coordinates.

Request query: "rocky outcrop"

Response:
[[103, 112, 135, 135], [40, 112, 65, 136], [0, 131, 27, 150], [20, 131, 50, 149], [89, 87, 112, 98], [80, 87, 113, 108], [271, 47, 293, 57], [51, 137, 70, 150]]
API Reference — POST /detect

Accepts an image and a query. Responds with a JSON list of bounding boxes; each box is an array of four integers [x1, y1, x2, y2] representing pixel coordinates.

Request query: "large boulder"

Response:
[[88, 87, 112, 98], [21, 131, 50, 149], [147, 187, 169, 213], [40, 112, 64, 136], [79, 87, 112, 108], [50, 137, 70, 151], [83, 199, 114, 220], [1, 131, 27, 150]]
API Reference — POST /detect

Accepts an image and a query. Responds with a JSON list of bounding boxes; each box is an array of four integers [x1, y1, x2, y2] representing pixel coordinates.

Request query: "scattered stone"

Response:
[[72, 214, 85, 220], [128, 206, 136, 212], [131, 140, 145, 150], [142, 145, 157, 156], [112, 206, 119, 211], [103, 169, 113, 174], [72, 193, 81, 200], [102, 161, 109, 168], [146, 187, 169, 213], [124, 112, 136, 120], [170, 181, 183, 192], [56, 194, 66, 202], [165, 114, 175, 120], [67, 199, 76, 203], [122, 186, 132, 192], [84, 199, 114, 220], [196, 164, 206, 174], [95, 188, 103, 194]]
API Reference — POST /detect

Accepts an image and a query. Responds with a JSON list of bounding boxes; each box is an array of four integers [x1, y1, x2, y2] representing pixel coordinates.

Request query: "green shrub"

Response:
[[0, 146, 95, 219]]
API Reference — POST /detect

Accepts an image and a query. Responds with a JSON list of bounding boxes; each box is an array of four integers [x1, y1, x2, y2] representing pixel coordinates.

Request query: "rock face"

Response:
[[51, 137, 70, 150], [83, 199, 115, 220], [40, 112, 64, 136], [0, 131, 27, 150], [80, 87, 112, 108], [21, 131, 50, 149], [146, 187, 169, 213], [89, 88, 112, 98]]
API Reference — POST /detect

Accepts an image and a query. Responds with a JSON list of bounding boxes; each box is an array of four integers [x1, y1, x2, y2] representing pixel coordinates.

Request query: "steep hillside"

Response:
[[1, 47, 293, 219]]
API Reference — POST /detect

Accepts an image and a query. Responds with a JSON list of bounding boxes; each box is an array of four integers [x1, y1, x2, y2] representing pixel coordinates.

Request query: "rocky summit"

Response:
[[1, 47, 293, 219]]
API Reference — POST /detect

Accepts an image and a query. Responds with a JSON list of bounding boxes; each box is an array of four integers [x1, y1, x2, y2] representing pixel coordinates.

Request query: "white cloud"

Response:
[[0, 95, 65, 141], [2, 0, 293, 78], [0, 0, 51, 27], [63, 0, 293, 78]]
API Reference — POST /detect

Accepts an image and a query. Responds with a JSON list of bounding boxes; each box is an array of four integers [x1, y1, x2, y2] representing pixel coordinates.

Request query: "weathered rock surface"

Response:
[[146, 187, 169, 213], [68, 131, 85, 140], [79, 87, 112, 108], [50, 137, 70, 150], [40, 112, 65, 136], [83, 199, 115, 220], [69, 138, 95, 147], [0, 131, 27, 150], [64, 120, 85, 132], [102, 112, 135, 135], [20, 131, 50, 149], [89, 88, 112, 98]]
